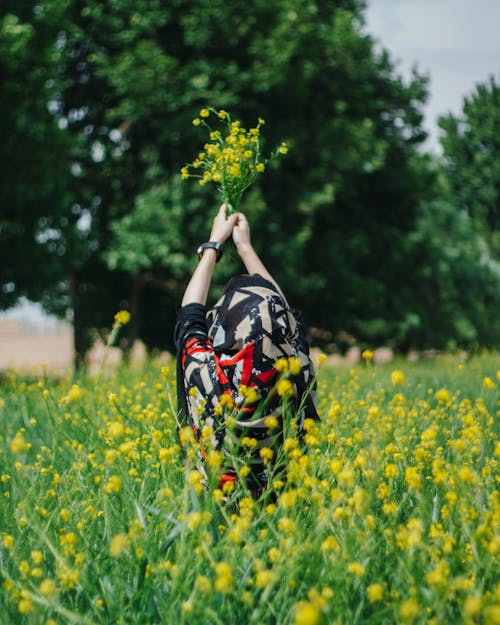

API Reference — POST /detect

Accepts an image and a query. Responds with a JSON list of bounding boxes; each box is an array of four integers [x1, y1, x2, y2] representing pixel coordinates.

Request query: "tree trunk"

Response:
[[69, 273, 87, 371], [121, 271, 143, 364]]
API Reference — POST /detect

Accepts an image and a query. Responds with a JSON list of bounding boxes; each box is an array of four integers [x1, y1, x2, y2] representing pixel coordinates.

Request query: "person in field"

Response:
[[174, 203, 318, 496]]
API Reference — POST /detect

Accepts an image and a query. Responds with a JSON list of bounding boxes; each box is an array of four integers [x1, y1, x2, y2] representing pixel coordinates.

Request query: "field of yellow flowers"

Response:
[[0, 354, 498, 625]]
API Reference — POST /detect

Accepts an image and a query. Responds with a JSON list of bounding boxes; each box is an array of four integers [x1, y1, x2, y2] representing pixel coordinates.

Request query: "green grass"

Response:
[[0, 353, 498, 625]]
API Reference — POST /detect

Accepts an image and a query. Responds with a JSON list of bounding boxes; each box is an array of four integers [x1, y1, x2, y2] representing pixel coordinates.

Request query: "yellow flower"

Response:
[[347, 561, 365, 577], [255, 569, 274, 588], [294, 601, 320, 625], [286, 358, 301, 377], [107, 421, 124, 439], [384, 463, 398, 478], [277, 517, 295, 536], [10, 431, 30, 454], [238, 385, 260, 404], [279, 489, 298, 509], [338, 465, 355, 488], [214, 562, 233, 593], [17, 591, 34, 614], [60, 384, 84, 404], [3, 534, 14, 549], [265, 415, 279, 431], [219, 393, 234, 410], [275, 358, 289, 373], [366, 583, 384, 602], [404, 466, 421, 490], [58, 567, 80, 589], [483, 605, 500, 625], [104, 475, 122, 494], [39, 578, 57, 596], [188, 469, 204, 495], [362, 349, 374, 361], [321, 535, 339, 552], [109, 532, 129, 557], [277, 379, 294, 397], [435, 387, 451, 403], [192, 118, 201, 126], [391, 370, 405, 386], [256, 163, 265, 172], [114, 310, 130, 325], [108, 392, 118, 405], [483, 376, 495, 389], [425, 560, 450, 586], [195, 575, 212, 594], [462, 595, 482, 618], [260, 447, 274, 462], [278, 142, 288, 154], [399, 598, 419, 621], [31, 550, 43, 564], [200, 108, 210, 118], [458, 465, 476, 484], [206, 450, 223, 468]]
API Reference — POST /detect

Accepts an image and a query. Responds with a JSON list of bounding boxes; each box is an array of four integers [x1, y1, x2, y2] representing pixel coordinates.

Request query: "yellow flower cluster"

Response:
[[0, 354, 498, 624], [114, 310, 131, 326], [181, 107, 288, 211]]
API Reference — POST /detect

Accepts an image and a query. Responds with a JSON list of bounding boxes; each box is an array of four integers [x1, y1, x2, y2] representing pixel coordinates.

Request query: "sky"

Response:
[[364, 0, 500, 152]]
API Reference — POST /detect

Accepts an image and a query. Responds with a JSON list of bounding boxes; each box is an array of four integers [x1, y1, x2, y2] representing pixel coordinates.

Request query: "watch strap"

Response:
[[197, 241, 224, 262]]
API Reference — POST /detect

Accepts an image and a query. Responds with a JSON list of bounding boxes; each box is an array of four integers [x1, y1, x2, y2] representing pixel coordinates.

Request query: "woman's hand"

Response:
[[209, 203, 238, 244], [232, 212, 252, 253]]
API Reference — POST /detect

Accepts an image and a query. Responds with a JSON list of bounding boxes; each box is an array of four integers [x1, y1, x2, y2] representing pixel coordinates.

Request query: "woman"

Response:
[[174, 204, 318, 496]]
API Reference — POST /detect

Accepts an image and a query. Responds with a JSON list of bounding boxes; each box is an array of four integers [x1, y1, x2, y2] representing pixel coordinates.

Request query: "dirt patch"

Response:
[[0, 321, 169, 375], [0, 321, 73, 374]]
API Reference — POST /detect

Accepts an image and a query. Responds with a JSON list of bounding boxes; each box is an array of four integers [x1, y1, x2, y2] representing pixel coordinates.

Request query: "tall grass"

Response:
[[0, 354, 498, 625]]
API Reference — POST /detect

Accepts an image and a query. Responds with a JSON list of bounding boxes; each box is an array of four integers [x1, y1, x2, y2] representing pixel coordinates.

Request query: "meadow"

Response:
[[0, 353, 498, 625]]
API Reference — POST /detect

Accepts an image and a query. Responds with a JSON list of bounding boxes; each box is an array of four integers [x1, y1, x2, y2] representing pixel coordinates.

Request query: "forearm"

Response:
[[236, 243, 288, 304], [181, 249, 217, 306]]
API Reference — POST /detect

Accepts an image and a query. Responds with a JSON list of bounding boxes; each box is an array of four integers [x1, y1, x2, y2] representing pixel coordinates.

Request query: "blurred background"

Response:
[[1, 0, 499, 372]]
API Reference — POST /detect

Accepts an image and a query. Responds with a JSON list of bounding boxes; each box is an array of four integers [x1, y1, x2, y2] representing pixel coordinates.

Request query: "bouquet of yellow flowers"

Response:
[[181, 107, 288, 213]]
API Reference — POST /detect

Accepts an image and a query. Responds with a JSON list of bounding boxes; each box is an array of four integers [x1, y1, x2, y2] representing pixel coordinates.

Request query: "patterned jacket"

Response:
[[174, 274, 318, 492]]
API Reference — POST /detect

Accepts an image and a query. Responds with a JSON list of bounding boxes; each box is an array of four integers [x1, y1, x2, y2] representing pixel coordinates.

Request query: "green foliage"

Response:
[[0, 5, 72, 309], [439, 76, 500, 257], [86, 0, 432, 351], [1, 0, 498, 356], [404, 200, 500, 349]]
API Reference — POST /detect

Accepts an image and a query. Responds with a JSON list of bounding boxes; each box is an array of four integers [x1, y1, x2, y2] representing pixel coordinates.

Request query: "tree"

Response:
[[94, 0, 433, 350], [2, 0, 441, 358], [0, 4, 72, 310], [402, 198, 500, 349], [439, 75, 500, 257]]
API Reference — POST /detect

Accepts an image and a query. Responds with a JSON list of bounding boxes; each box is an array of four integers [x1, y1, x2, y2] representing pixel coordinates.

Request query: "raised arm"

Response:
[[232, 212, 288, 303], [181, 204, 238, 306]]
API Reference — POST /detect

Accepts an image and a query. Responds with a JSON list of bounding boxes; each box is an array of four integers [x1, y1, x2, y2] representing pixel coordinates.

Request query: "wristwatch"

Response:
[[196, 241, 224, 262]]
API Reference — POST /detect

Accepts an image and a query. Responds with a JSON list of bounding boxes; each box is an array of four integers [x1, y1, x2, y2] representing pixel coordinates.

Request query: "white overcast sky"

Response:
[[364, 0, 500, 152]]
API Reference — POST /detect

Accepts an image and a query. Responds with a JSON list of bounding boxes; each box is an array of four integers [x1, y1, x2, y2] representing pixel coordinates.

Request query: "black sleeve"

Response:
[[173, 303, 208, 352]]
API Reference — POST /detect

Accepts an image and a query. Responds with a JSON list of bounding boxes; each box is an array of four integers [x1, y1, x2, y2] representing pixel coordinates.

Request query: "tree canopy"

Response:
[[1, 0, 499, 358], [439, 76, 500, 257]]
